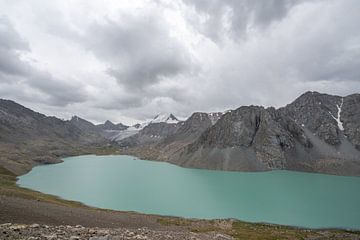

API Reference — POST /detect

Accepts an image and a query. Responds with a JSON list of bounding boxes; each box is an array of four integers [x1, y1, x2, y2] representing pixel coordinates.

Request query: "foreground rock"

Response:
[[2, 223, 360, 240], [0, 223, 232, 240]]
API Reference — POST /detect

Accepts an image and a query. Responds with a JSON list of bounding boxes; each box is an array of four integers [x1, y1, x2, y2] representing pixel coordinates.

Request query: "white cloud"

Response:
[[0, 0, 359, 125]]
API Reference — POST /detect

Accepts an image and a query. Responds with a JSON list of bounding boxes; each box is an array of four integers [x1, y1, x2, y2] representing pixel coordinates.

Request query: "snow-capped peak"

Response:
[[127, 113, 179, 132], [151, 113, 179, 124]]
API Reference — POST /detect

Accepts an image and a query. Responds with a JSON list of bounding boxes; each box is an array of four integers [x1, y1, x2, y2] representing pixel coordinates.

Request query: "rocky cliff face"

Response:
[[279, 92, 343, 146], [167, 92, 360, 175], [340, 94, 360, 150], [119, 92, 360, 176]]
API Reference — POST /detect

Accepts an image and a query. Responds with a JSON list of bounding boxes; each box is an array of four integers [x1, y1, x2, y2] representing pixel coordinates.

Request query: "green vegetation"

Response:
[[229, 221, 315, 239], [157, 216, 360, 240], [156, 218, 191, 226]]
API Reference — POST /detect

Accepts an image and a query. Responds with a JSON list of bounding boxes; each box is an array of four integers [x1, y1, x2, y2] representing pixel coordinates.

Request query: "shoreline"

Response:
[[15, 154, 360, 231], [2, 153, 360, 239]]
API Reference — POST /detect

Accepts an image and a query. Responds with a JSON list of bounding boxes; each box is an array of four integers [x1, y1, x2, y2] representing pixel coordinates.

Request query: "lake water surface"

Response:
[[18, 155, 360, 230]]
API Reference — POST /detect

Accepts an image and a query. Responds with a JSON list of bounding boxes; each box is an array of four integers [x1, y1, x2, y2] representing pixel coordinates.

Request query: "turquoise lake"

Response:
[[18, 155, 360, 230]]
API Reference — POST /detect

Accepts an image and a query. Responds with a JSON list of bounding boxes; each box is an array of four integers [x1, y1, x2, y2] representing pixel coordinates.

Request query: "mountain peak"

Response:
[[96, 120, 128, 131], [151, 113, 179, 124], [71, 115, 85, 122], [104, 120, 115, 126]]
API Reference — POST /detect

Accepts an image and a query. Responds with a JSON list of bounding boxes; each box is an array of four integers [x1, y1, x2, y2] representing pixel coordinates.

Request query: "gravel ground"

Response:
[[0, 195, 162, 229], [2, 195, 360, 240], [0, 223, 233, 240]]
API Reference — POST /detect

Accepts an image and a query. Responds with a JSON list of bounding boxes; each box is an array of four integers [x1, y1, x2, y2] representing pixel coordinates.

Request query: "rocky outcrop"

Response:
[[278, 91, 343, 145]]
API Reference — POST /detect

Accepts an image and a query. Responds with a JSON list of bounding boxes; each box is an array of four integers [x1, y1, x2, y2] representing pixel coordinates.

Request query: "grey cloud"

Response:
[[92, 92, 145, 111], [83, 15, 194, 92], [183, 0, 306, 42], [0, 16, 29, 51], [27, 71, 88, 106], [1, 1, 360, 123], [0, 16, 31, 77], [277, 0, 360, 83], [0, 48, 31, 77], [0, 15, 87, 106]]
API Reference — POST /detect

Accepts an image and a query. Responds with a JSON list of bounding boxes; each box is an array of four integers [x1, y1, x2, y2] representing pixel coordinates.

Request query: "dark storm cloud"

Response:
[[83, 15, 193, 92], [0, 16, 87, 106]]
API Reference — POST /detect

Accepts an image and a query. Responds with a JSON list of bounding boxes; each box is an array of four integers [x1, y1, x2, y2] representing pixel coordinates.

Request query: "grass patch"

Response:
[[229, 221, 319, 240], [156, 216, 360, 240], [157, 217, 191, 226]]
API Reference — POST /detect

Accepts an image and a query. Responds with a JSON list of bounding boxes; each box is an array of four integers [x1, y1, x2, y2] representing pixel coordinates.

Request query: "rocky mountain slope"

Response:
[[119, 92, 360, 176], [0, 100, 107, 175], [1, 91, 359, 176], [70, 116, 99, 133]]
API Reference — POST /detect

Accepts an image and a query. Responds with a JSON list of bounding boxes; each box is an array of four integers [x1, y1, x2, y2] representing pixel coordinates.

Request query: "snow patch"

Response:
[[207, 112, 223, 125], [329, 98, 344, 131]]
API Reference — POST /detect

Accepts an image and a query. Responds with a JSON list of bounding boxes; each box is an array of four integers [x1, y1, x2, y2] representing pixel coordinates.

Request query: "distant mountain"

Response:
[[117, 112, 223, 147], [151, 113, 179, 124], [118, 112, 225, 160], [109, 113, 180, 142], [0, 100, 106, 174], [70, 116, 98, 132], [2, 91, 360, 176], [120, 92, 360, 176], [96, 120, 128, 131]]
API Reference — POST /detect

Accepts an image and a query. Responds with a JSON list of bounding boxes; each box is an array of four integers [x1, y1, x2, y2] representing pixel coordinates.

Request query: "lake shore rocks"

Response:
[[2, 222, 360, 240], [0, 223, 232, 240]]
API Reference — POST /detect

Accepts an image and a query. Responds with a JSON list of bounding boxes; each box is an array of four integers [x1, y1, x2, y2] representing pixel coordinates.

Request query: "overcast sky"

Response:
[[0, 0, 359, 124]]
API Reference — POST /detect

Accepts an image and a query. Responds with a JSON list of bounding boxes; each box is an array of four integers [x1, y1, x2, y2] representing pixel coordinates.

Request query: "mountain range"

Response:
[[1, 91, 359, 176]]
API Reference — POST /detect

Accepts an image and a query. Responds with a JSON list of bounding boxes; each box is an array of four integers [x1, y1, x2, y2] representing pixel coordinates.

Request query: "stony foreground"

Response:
[[2, 223, 360, 240], [0, 223, 233, 240]]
